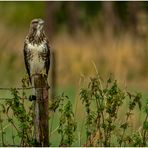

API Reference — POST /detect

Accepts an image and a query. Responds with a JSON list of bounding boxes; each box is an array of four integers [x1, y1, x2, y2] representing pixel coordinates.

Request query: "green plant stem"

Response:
[[142, 114, 148, 146], [0, 115, 4, 146], [95, 99, 102, 146], [79, 119, 84, 146], [49, 113, 55, 145], [97, 95, 107, 146], [6, 114, 19, 133], [120, 111, 131, 146]]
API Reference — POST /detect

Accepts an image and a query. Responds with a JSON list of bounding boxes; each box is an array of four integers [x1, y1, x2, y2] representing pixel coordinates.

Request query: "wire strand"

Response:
[[0, 86, 50, 100], [0, 98, 12, 100], [0, 86, 50, 91]]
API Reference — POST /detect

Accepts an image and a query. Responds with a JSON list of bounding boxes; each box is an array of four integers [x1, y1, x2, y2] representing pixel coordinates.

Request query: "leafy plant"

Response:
[[80, 73, 147, 146], [57, 94, 77, 147], [0, 74, 147, 146]]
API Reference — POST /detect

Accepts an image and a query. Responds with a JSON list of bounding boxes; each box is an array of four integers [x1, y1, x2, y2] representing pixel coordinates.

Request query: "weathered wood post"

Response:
[[33, 75, 49, 146], [50, 50, 56, 100]]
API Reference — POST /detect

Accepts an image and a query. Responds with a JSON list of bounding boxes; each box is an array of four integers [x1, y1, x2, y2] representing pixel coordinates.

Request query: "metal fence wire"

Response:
[[0, 83, 52, 147], [0, 86, 38, 146]]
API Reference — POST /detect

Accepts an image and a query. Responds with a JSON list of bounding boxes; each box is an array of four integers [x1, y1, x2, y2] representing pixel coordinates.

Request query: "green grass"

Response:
[[49, 85, 148, 146], [0, 83, 147, 146]]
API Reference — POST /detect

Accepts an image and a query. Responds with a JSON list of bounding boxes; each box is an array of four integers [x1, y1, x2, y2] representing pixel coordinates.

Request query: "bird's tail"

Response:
[[28, 75, 37, 101], [29, 74, 49, 101]]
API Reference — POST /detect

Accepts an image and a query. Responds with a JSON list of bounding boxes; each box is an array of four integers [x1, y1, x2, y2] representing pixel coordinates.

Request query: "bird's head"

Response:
[[29, 18, 45, 36]]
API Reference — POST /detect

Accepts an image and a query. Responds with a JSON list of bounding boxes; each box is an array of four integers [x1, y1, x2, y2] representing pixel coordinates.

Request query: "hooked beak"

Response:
[[39, 20, 44, 25]]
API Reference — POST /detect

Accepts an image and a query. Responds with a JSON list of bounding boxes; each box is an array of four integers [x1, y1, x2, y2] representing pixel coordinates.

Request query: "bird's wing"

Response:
[[44, 42, 50, 75], [23, 42, 31, 83]]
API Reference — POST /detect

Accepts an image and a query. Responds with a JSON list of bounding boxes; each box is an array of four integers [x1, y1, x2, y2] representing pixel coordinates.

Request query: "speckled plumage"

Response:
[[23, 18, 50, 84]]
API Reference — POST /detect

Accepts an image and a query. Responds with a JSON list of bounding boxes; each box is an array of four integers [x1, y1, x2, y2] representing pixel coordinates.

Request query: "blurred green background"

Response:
[[0, 1, 148, 92]]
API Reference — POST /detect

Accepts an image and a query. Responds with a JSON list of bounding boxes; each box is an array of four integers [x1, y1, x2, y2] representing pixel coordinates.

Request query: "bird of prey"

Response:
[[23, 18, 50, 88]]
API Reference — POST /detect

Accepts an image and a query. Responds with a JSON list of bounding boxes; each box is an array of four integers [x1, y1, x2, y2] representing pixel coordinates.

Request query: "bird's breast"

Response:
[[28, 43, 46, 74]]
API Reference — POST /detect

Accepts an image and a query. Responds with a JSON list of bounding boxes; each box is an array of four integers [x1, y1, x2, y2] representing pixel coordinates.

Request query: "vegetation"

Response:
[[0, 1, 148, 147], [0, 73, 147, 146]]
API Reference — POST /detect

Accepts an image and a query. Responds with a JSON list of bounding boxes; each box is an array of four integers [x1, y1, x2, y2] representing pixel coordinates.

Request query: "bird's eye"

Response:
[[32, 21, 38, 24]]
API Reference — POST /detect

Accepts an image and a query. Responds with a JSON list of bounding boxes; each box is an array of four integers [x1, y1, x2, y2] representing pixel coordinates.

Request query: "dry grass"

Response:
[[0, 21, 148, 90], [52, 30, 147, 89]]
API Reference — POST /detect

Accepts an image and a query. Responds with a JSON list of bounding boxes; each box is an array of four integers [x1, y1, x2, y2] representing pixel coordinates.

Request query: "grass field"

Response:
[[0, 79, 147, 146]]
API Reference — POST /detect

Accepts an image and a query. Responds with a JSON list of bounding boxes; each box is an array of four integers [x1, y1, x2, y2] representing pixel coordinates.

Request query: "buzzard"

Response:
[[23, 18, 50, 87]]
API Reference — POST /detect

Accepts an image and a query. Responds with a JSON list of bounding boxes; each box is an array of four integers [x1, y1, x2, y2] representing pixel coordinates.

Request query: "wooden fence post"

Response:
[[33, 75, 49, 146], [50, 50, 56, 100]]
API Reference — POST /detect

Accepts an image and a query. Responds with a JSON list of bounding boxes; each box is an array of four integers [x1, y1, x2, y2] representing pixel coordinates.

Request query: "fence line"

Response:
[[0, 87, 33, 91], [0, 86, 50, 100], [0, 86, 50, 91], [0, 98, 12, 100]]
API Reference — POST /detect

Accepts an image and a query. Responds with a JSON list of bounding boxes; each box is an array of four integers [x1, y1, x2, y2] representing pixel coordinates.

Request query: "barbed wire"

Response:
[[0, 86, 50, 100], [0, 87, 33, 91], [0, 98, 12, 100], [0, 86, 50, 91]]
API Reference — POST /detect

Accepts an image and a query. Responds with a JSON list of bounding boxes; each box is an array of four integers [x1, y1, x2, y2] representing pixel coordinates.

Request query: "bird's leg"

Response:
[[29, 75, 36, 101], [40, 70, 47, 78], [40, 70, 47, 84], [40, 70, 50, 90]]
